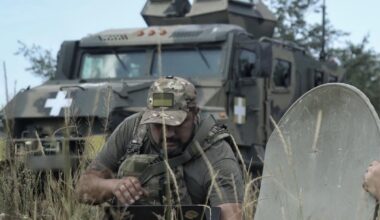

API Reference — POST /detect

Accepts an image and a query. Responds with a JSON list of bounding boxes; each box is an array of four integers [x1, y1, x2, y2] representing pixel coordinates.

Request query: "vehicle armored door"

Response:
[[231, 45, 266, 166], [268, 47, 296, 122]]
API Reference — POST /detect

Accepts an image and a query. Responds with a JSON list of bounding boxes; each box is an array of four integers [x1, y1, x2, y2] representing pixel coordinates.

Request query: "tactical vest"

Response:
[[117, 113, 232, 205]]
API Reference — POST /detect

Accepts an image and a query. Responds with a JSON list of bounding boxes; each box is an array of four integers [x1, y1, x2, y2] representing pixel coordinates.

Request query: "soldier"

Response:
[[363, 161, 380, 200], [76, 76, 243, 220]]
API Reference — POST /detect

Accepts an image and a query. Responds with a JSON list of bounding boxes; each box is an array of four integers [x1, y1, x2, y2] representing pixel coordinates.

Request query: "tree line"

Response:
[[265, 0, 380, 112]]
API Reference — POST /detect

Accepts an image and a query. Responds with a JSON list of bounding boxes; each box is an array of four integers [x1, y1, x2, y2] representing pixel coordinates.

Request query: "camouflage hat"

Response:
[[141, 76, 197, 126]]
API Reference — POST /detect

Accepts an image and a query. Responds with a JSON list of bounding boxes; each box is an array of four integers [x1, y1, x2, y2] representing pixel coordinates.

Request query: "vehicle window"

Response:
[[328, 75, 338, 82], [80, 51, 147, 79], [238, 49, 256, 77], [152, 47, 223, 77], [230, 0, 254, 4], [273, 59, 291, 87], [315, 70, 324, 86]]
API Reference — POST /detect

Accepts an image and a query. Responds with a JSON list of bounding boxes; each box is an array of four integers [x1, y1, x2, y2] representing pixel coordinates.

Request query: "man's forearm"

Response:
[[76, 171, 118, 204], [218, 203, 242, 220]]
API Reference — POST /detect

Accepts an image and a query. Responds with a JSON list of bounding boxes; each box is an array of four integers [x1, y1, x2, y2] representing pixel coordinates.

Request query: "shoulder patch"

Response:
[[204, 124, 231, 148]]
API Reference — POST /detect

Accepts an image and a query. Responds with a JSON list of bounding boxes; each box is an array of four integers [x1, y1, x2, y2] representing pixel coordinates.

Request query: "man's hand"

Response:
[[217, 203, 242, 220], [112, 176, 148, 205], [363, 160, 380, 200], [76, 162, 148, 205]]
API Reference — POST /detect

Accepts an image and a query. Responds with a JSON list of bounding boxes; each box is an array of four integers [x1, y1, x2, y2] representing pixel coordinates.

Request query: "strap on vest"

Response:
[[138, 115, 216, 185]]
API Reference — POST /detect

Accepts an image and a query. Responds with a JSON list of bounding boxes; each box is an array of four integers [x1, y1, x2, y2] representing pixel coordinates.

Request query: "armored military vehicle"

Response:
[[0, 0, 343, 170]]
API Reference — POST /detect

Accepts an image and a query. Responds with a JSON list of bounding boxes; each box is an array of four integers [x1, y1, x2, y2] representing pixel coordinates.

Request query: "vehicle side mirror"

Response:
[[55, 41, 79, 80], [238, 49, 257, 78], [239, 60, 255, 77]]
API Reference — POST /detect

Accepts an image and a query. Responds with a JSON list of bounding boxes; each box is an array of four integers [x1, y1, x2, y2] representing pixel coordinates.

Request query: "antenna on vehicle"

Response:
[[319, 0, 326, 61], [3, 61, 9, 103]]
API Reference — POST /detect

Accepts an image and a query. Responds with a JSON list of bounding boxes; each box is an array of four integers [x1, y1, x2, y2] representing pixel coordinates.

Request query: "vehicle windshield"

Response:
[[80, 51, 147, 79], [152, 47, 223, 77], [79, 45, 223, 79]]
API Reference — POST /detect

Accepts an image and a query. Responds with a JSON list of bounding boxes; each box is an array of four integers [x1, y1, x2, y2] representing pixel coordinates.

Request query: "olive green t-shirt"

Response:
[[94, 113, 244, 206]]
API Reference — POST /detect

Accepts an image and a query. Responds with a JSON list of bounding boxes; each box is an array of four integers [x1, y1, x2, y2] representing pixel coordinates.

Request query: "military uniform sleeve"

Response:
[[202, 140, 244, 206], [93, 113, 141, 173]]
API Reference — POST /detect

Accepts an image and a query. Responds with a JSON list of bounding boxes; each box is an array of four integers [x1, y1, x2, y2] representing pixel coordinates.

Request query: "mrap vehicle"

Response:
[[0, 0, 343, 170]]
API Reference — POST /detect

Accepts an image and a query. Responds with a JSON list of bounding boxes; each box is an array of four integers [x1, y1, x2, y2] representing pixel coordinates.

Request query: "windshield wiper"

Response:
[[60, 85, 86, 91], [195, 46, 210, 69], [113, 50, 129, 73]]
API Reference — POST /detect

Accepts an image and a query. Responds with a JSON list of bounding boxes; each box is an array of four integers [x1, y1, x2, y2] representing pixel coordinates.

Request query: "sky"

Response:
[[1, 0, 380, 107]]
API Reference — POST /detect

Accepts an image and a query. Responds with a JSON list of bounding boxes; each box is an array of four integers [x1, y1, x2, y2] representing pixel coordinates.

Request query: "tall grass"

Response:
[[0, 159, 104, 219], [0, 130, 259, 219], [0, 95, 107, 219]]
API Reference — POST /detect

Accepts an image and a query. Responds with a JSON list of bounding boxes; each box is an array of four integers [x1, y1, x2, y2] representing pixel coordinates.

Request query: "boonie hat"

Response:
[[140, 76, 197, 126]]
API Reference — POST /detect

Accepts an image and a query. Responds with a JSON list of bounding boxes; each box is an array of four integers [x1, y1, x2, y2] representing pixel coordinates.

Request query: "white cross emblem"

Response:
[[44, 91, 73, 116], [234, 97, 246, 124]]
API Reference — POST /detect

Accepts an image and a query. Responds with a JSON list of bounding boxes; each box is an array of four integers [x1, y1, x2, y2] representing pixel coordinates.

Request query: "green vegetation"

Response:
[[15, 40, 56, 79], [332, 37, 380, 111]]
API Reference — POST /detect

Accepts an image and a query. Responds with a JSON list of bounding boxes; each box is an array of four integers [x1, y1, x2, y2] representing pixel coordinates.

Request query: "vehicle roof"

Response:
[[80, 24, 246, 47]]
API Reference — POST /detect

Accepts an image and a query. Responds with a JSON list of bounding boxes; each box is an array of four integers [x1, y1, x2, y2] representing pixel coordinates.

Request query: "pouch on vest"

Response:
[[117, 154, 192, 205], [117, 154, 161, 205], [117, 154, 158, 177]]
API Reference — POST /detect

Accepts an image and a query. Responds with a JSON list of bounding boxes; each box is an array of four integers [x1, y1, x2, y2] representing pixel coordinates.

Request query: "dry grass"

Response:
[[0, 159, 105, 219], [0, 136, 259, 220], [0, 111, 106, 219]]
